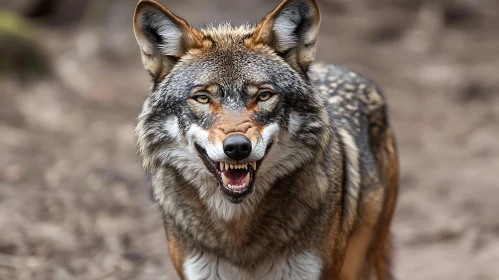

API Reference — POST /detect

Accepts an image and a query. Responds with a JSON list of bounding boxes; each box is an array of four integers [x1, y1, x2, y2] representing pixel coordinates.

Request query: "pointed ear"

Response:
[[133, 0, 203, 81], [252, 0, 320, 72]]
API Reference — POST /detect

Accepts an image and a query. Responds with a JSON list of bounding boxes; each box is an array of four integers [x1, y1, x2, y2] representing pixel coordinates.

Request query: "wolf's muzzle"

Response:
[[223, 134, 252, 161]]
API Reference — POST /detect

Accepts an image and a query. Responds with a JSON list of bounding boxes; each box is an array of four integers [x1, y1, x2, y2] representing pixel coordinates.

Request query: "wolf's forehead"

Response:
[[166, 23, 297, 89], [200, 23, 255, 47], [184, 52, 274, 87]]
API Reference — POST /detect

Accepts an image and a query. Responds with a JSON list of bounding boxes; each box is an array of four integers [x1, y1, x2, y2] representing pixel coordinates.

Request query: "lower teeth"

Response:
[[220, 172, 251, 190], [227, 183, 246, 190]]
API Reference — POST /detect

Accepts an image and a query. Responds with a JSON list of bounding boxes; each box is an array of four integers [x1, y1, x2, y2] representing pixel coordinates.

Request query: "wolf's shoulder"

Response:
[[311, 62, 389, 190], [309, 63, 394, 232], [309, 62, 388, 131]]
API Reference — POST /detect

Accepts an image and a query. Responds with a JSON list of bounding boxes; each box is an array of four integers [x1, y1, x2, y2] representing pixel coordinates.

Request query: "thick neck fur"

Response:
[[152, 128, 342, 267]]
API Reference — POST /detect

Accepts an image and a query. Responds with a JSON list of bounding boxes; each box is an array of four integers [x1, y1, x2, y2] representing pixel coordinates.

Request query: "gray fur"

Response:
[[133, 0, 397, 278]]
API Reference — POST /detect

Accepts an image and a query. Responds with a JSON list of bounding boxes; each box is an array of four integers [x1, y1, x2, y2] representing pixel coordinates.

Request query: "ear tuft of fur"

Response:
[[253, 0, 320, 72], [138, 8, 183, 56], [133, 0, 202, 80]]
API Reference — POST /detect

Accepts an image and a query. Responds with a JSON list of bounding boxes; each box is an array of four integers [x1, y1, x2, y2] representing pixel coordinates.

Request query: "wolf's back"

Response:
[[311, 63, 398, 279], [311, 63, 395, 227]]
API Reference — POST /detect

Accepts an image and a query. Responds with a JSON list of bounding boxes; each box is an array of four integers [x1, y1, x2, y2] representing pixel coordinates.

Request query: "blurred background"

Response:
[[0, 0, 498, 279]]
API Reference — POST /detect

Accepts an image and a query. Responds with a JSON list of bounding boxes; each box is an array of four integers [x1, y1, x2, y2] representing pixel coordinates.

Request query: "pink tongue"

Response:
[[223, 169, 248, 185]]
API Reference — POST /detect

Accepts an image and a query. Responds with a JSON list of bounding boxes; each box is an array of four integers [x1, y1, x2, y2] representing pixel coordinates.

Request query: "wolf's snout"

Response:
[[223, 134, 252, 161]]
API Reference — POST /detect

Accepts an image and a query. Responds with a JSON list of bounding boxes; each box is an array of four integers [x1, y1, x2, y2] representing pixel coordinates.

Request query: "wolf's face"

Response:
[[134, 0, 328, 211]]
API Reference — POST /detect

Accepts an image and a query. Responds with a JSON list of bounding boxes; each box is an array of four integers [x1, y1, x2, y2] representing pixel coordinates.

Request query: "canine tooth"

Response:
[[250, 161, 256, 170], [244, 165, 248, 170], [221, 172, 229, 186], [244, 172, 250, 186]]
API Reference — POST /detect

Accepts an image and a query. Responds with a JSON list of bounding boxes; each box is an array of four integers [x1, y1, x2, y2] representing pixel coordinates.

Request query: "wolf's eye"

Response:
[[258, 91, 273, 101], [195, 95, 210, 104]]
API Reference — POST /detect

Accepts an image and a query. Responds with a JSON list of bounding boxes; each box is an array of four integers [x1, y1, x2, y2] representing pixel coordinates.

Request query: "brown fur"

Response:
[[166, 229, 187, 280], [132, 0, 399, 279]]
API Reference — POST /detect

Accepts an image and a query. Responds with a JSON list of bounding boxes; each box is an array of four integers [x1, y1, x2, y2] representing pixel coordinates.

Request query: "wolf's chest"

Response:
[[183, 250, 323, 280]]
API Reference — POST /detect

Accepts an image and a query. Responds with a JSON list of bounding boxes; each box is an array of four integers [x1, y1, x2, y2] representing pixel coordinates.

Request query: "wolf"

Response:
[[132, 0, 399, 279]]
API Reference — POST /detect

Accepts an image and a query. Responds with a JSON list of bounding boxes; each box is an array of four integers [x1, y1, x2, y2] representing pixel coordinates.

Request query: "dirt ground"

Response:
[[1, 0, 498, 279]]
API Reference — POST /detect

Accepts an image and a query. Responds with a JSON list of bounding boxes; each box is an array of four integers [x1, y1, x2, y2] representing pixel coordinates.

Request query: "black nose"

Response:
[[223, 134, 252, 161]]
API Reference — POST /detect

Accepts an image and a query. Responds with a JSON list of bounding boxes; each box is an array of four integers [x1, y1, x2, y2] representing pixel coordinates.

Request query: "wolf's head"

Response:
[[133, 0, 329, 217]]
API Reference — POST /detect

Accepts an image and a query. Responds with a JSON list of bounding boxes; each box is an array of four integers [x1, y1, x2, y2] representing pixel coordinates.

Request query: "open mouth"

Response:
[[194, 144, 265, 202], [216, 161, 256, 199]]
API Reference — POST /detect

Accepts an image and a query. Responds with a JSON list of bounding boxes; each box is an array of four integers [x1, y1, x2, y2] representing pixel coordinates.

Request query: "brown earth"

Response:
[[1, 0, 498, 279]]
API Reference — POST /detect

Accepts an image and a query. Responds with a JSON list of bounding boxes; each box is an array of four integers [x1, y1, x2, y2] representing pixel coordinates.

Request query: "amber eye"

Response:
[[195, 95, 210, 104], [258, 91, 273, 101]]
